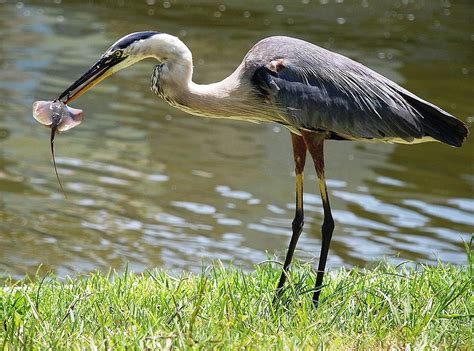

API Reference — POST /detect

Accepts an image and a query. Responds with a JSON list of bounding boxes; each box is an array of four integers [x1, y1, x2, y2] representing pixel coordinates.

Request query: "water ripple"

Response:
[[333, 191, 429, 228], [403, 199, 474, 226], [171, 201, 216, 215]]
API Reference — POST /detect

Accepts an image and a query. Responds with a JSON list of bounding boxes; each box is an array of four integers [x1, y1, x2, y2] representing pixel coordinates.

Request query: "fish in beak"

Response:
[[57, 52, 126, 103]]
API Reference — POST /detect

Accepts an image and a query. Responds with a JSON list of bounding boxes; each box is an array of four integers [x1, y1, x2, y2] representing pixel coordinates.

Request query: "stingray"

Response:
[[32, 100, 84, 196]]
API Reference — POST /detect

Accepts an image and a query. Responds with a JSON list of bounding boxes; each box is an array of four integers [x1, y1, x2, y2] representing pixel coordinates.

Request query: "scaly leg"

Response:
[[301, 130, 335, 307], [275, 133, 307, 299]]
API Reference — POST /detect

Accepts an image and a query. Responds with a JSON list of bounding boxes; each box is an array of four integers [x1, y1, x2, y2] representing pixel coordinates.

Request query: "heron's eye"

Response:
[[114, 50, 122, 58]]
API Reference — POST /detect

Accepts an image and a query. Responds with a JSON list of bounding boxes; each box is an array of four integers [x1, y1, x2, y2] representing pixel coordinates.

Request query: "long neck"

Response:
[[148, 35, 267, 120]]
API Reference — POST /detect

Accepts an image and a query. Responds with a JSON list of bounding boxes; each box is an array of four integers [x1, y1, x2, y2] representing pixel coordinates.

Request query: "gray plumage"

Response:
[[245, 36, 468, 146]]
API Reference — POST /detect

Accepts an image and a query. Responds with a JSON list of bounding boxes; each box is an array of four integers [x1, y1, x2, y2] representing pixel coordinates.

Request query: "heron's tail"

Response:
[[400, 92, 469, 147]]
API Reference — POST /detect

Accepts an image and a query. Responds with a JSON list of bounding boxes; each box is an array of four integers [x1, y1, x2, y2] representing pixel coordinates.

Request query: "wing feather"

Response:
[[253, 62, 425, 142], [246, 37, 428, 141], [246, 36, 467, 145]]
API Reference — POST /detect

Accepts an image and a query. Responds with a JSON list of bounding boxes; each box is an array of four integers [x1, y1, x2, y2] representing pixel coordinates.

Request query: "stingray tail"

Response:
[[50, 126, 67, 198]]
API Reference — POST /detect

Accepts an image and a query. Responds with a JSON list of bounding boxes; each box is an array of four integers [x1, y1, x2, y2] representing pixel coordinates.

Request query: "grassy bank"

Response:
[[1, 255, 472, 350]]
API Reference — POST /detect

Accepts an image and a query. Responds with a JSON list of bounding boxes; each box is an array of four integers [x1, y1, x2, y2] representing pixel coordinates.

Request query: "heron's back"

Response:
[[245, 36, 468, 147]]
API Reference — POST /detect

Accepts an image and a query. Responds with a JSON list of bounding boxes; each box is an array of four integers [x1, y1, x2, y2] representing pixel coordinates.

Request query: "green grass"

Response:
[[1, 252, 472, 350]]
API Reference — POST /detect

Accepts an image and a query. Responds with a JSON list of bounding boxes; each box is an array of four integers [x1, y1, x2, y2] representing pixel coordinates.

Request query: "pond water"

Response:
[[0, 0, 472, 279]]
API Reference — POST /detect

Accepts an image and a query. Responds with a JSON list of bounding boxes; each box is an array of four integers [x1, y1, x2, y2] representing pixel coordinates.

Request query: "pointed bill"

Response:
[[57, 54, 125, 103]]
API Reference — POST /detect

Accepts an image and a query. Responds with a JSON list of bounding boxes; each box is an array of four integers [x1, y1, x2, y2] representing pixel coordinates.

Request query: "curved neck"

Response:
[[146, 34, 261, 119], [145, 34, 194, 86]]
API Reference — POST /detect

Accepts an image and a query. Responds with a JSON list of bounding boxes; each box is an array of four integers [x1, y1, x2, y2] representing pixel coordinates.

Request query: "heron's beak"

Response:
[[57, 55, 125, 104]]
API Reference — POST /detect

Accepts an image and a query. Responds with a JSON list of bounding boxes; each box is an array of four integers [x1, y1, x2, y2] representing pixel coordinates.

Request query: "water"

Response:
[[0, 0, 472, 279]]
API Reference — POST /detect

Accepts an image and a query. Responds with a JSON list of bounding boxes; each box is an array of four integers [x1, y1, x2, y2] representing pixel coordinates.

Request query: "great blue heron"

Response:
[[56, 31, 469, 306]]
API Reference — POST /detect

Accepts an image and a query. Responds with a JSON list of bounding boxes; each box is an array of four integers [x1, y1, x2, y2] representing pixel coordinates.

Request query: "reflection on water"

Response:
[[0, 0, 472, 279]]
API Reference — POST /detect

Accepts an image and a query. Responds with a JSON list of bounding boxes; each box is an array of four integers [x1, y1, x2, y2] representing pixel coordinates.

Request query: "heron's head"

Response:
[[58, 31, 190, 103]]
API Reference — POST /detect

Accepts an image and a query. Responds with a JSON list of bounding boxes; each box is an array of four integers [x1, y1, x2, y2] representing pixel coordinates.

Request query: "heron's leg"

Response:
[[301, 131, 335, 307], [275, 132, 307, 297]]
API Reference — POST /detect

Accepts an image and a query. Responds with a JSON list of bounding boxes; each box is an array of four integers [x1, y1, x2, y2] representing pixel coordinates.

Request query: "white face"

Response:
[[106, 33, 190, 75], [107, 52, 143, 74], [101, 33, 166, 74], [100, 31, 195, 73]]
